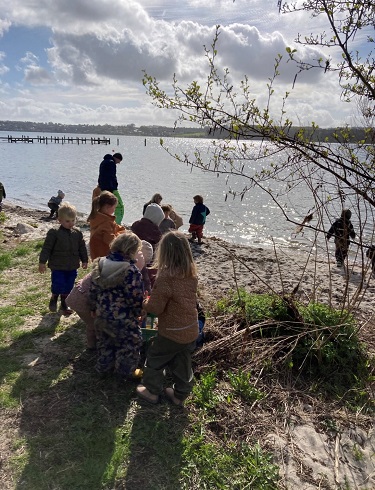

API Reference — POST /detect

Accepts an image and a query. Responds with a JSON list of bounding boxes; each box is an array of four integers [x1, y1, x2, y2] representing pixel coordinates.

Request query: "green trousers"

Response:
[[142, 334, 196, 401], [113, 190, 124, 225]]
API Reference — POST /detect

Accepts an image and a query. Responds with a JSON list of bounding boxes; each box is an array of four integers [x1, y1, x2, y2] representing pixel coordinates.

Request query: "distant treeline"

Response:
[[0, 120, 372, 143]]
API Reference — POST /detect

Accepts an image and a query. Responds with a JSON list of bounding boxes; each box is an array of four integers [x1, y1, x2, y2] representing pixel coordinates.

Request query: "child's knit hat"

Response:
[[144, 203, 164, 226], [141, 240, 153, 265]]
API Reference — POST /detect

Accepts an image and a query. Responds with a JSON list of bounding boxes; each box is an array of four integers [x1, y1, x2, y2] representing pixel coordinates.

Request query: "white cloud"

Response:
[[0, 0, 366, 127]]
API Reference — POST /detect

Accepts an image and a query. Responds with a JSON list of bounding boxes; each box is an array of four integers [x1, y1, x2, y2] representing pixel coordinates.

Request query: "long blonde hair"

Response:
[[154, 231, 197, 278], [88, 191, 117, 221]]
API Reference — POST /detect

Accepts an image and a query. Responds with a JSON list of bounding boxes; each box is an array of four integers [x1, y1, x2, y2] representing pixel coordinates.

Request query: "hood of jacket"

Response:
[[103, 154, 114, 162], [92, 254, 132, 289]]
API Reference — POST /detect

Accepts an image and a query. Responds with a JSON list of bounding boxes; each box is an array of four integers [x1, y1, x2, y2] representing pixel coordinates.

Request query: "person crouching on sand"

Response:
[[47, 190, 65, 219]]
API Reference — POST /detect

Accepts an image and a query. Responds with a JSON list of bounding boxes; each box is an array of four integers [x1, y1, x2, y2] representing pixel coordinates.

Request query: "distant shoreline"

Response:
[[0, 122, 371, 143]]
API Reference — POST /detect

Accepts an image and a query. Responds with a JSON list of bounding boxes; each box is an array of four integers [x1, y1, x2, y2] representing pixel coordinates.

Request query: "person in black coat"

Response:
[[97, 153, 124, 225], [327, 209, 356, 267]]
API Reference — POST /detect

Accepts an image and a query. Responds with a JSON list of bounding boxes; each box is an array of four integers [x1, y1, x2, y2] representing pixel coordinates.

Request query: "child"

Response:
[[131, 203, 164, 249], [159, 204, 176, 234], [188, 195, 210, 245], [88, 191, 125, 260], [65, 272, 97, 350], [39, 202, 88, 315], [89, 232, 144, 378], [136, 231, 199, 406], [168, 205, 183, 229], [143, 193, 162, 215], [327, 209, 356, 267], [47, 190, 65, 219], [65, 240, 153, 352]]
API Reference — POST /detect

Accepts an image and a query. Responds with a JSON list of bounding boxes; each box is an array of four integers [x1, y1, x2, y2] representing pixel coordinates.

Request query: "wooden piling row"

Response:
[[1, 135, 111, 145]]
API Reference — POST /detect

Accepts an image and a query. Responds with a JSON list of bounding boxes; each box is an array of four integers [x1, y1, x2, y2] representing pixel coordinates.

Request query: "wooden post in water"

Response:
[[144, 138, 147, 146]]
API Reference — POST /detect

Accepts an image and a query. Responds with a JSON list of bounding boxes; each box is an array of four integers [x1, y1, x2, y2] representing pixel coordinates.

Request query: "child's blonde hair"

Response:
[[110, 231, 141, 259], [154, 231, 197, 278], [58, 202, 77, 220], [88, 191, 118, 221]]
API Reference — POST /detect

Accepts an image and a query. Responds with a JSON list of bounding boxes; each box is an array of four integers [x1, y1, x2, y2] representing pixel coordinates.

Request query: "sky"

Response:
[[0, 0, 369, 128]]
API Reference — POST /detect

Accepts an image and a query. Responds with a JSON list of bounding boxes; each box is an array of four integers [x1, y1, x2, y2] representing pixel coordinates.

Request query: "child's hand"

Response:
[[142, 291, 150, 309], [39, 263, 46, 273], [82, 262, 88, 270]]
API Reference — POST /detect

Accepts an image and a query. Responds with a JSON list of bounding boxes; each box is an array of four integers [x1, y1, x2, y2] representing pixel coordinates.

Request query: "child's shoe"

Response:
[[136, 385, 159, 404], [61, 307, 73, 316], [164, 387, 184, 407], [60, 294, 73, 316], [48, 294, 58, 312]]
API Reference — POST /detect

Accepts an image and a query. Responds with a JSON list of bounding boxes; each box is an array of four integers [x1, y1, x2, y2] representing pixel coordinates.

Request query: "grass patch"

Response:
[[182, 426, 279, 489]]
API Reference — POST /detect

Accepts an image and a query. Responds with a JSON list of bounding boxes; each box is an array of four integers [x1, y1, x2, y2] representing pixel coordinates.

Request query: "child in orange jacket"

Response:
[[88, 191, 125, 260]]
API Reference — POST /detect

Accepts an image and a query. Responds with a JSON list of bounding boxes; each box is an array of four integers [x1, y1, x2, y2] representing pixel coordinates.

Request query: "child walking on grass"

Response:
[[327, 209, 356, 267], [39, 202, 88, 315], [136, 231, 199, 406], [89, 232, 144, 378], [88, 191, 125, 260], [188, 195, 210, 245]]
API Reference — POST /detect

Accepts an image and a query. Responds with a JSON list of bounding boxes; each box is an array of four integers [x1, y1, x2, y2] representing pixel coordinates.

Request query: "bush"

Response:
[[216, 290, 370, 398]]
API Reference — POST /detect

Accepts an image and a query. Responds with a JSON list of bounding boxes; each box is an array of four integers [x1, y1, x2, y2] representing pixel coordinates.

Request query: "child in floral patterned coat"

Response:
[[89, 232, 144, 377]]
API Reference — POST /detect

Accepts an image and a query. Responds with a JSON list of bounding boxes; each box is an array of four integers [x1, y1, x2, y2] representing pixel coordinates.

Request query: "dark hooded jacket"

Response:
[[327, 210, 355, 243], [98, 154, 118, 192]]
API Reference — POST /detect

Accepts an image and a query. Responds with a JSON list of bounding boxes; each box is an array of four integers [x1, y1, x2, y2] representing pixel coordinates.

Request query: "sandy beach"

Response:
[[1, 202, 375, 489], [2, 202, 374, 319]]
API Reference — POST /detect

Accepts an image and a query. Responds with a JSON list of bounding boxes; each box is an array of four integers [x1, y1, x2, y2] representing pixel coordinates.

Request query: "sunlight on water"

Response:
[[0, 132, 373, 255]]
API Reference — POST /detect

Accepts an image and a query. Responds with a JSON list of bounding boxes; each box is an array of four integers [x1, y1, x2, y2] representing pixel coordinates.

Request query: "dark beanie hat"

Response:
[[113, 153, 123, 161]]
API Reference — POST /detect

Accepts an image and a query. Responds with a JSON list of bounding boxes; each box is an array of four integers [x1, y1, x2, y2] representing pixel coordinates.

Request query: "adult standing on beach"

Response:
[[97, 153, 124, 225]]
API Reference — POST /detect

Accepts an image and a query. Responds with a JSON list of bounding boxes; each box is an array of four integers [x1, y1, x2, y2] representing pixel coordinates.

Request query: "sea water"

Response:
[[0, 131, 370, 251]]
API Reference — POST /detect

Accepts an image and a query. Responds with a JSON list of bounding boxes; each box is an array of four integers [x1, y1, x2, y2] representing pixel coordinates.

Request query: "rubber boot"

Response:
[[60, 294, 73, 316], [49, 294, 59, 312]]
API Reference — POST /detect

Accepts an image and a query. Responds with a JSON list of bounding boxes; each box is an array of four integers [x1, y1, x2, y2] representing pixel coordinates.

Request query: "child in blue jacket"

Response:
[[188, 195, 210, 245]]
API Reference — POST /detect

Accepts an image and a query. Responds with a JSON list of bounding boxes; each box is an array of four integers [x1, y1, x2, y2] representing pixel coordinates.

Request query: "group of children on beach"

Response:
[[6, 150, 369, 406], [38, 185, 210, 406]]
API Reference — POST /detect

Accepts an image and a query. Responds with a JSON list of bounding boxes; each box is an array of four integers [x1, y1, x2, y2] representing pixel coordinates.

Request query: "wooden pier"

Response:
[[0, 135, 111, 145]]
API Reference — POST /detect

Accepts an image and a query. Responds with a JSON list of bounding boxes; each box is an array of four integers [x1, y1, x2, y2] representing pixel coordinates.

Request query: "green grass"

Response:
[[0, 238, 282, 489], [182, 427, 279, 489], [1, 232, 374, 489]]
